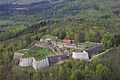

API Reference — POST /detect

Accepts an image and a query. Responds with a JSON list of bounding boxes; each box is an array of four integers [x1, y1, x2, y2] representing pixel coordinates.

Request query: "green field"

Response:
[[61, 47, 82, 53], [0, 20, 29, 25], [22, 47, 54, 61], [41, 34, 58, 41], [80, 42, 97, 46]]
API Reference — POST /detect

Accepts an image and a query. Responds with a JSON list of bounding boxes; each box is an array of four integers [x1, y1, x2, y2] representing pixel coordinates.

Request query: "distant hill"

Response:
[[0, 0, 120, 25], [0, 0, 61, 4]]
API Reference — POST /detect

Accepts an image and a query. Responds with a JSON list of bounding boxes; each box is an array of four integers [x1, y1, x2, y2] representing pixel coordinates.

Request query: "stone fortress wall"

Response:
[[13, 36, 104, 70], [72, 43, 104, 60], [72, 51, 89, 60], [14, 53, 50, 70], [50, 41, 86, 50], [32, 58, 49, 70], [13, 52, 24, 60], [19, 57, 33, 66]]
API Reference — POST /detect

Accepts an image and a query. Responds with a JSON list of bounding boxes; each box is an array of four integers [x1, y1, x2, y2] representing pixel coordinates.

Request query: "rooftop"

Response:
[[63, 40, 72, 43]]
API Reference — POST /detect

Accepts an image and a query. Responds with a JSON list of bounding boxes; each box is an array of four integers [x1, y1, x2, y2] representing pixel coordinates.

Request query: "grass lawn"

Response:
[[41, 34, 58, 41], [22, 54, 32, 58], [0, 20, 29, 25], [22, 47, 54, 61], [80, 42, 97, 46], [61, 47, 82, 52]]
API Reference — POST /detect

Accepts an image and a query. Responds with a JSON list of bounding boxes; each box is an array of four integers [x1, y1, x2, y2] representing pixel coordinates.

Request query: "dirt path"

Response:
[[89, 49, 109, 61]]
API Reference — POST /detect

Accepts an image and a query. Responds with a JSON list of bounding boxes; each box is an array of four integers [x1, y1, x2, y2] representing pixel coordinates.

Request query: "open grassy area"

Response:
[[0, 20, 29, 25], [22, 54, 32, 58], [41, 34, 58, 41], [61, 47, 82, 53], [80, 42, 97, 46], [22, 47, 54, 61]]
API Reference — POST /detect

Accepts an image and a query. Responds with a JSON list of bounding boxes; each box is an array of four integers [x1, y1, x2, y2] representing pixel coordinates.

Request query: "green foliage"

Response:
[[1, 0, 120, 23], [95, 64, 111, 80], [101, 32, 116, 48], [70, 70, 84, 80], [22, 47, 54, 60], [0, 19, 119, 80], [85, 29, 96, 42]]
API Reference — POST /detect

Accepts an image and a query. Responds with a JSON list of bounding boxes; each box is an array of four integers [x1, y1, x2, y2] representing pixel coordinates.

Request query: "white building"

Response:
[[72, 51, 89, 60]]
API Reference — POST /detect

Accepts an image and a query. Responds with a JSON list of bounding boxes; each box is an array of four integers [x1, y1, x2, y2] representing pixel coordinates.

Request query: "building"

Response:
[[72, 51, 89, 60], [63, 40, 72, 44]]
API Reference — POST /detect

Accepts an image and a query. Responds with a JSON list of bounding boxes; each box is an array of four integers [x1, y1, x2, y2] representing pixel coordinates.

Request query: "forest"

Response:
[[1, 0, 120, 25], [0, 18, 120, 80]]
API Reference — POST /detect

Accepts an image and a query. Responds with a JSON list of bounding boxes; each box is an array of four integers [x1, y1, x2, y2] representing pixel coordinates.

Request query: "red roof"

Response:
[[63, 40, 72, 43]]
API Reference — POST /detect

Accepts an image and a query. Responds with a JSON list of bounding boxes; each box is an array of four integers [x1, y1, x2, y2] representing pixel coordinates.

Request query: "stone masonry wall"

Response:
[[72, 51, 89, 60], [19, 57, 33, 66], [32, 58, 49, 70], [13, 53, 24, 60]]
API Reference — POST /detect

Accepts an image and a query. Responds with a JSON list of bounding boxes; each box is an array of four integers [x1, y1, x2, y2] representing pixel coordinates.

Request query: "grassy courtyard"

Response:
[[41, 34, 58, 41], [80, 42, 97, 46], [22, 47, 54, 61]]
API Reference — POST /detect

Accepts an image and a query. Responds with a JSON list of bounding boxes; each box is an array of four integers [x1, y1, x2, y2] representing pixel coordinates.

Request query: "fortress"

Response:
[[13, 35, 104, 70]]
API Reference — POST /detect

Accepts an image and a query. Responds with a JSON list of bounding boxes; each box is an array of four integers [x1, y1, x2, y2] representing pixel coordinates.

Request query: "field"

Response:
[[21, 47, 54, 61], [80, 42, 97, 46], [0, 20, 28, 25], [61, 47, 82, 53], [41, 34, 58, 41]]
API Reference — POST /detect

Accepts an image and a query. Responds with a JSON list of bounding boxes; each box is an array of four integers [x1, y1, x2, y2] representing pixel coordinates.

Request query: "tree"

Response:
[[70, 70, 84, 80], [0, 44, 4, 52], [92, 57, 101, 66], [101, 32, 116, 48], [95, 64, 111, 80], [85, 29, 97, 42], [58, 66, 65, 80]]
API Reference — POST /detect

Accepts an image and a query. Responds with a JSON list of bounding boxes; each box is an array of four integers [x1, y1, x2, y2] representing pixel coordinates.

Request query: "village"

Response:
[[13, 35, 104, 70]]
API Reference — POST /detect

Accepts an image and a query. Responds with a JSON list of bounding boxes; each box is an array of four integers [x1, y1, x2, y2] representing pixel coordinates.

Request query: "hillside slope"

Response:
[[0, 19, 120, 80], [0, 0, 61, 4], [0, 0, 120, 25], [100, 46, 120, 79]]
